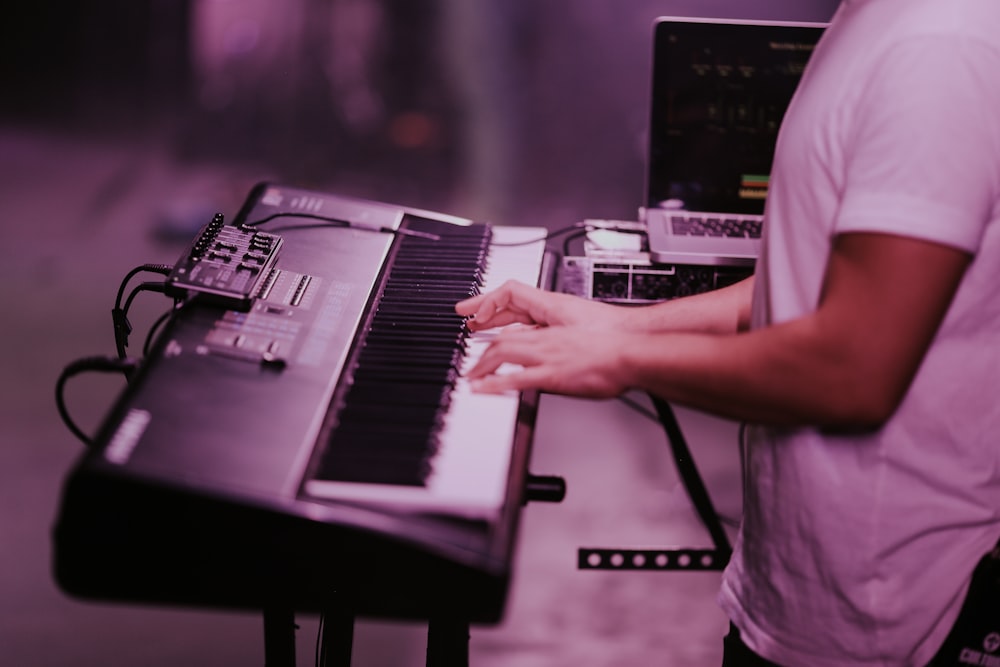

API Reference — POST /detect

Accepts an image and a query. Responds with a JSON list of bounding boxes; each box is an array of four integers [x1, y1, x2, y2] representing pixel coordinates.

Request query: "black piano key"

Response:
[[373, 308, 466, 318], [356, 344, 464, 360], [394, 267, 483, 276], [364, 332, 465, 346], [376, 304, 473, 315], [362, 335, 466, 351], [382, 282, 480, 295], [353, 362, 461, 379], [346, 383, 452, 407], [324, 447, 435, 471], [356, 354, 462, 369], [336, 403, 446, 425], [368, 319, 464, 333], [356, 349, 463, 367], [370, 315, 466, 335], [322, 436, 437, 463], [391, 260, 484, 272], [363, 330, 466, 344], [366, 327, 465, 339], [365, 318, 465, 332], [340, 439, 439, 466], [361, 333, 465, 350], [335, 436, 438, 459], [367, 313, 463, 325], [353, 368, 459, 387], [386, 268, 468, 277], [333, 424, 443, 447], [380, 293, 479, 305], [347, 372, 456, 391], [381, 284, 481, 296], [327, 434, 439, 478], [388, 260, 483, 273], [351, 364, 463, 382]]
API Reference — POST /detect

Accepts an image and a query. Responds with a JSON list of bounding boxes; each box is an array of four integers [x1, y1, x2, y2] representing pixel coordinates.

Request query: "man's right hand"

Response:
[[455, 280, 623, 332]]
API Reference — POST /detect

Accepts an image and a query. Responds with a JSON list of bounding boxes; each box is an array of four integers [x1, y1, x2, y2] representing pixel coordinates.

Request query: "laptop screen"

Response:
[[645, 18, 826, 216]]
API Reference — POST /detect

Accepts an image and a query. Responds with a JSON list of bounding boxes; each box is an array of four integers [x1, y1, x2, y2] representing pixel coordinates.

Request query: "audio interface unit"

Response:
[[557, 255, 752, 304]]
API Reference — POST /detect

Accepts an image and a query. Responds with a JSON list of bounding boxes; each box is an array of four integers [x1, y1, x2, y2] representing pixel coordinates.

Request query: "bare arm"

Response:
[[464, 233, 970, 429], [622, 273, 755, 335]]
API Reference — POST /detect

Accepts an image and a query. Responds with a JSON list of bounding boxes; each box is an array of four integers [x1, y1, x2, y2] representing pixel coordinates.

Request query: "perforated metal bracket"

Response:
[[578, 548, 729, 571]]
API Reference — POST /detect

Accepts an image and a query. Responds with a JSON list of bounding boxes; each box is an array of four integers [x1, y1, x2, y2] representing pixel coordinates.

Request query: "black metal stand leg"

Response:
[[263, 608, 297, 667], [318, 611, 355, 667], [426, 618, 469, 667]]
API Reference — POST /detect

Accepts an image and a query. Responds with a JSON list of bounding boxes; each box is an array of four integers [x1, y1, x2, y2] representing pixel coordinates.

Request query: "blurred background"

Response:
[[1, 1, 837, 665]]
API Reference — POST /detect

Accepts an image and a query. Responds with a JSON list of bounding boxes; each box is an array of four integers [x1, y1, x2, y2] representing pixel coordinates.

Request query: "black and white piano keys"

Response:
[[306, 224, 552, 521]]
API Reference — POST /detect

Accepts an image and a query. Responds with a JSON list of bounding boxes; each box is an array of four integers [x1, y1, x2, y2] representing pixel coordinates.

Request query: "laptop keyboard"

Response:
[[670, 214, 762, 239]]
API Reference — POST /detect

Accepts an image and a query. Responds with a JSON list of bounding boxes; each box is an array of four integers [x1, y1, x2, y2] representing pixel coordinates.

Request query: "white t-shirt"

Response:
[[718, 0, 1000, 665]]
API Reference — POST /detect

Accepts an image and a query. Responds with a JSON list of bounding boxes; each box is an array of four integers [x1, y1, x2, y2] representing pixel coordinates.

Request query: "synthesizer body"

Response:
[[54, 183, 554, 624]]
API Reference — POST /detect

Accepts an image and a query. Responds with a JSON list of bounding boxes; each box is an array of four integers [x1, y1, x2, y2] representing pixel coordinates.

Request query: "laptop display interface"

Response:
[[646, 19, 823, 216]]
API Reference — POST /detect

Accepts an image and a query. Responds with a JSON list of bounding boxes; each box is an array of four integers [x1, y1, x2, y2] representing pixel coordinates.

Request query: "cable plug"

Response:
[[112, 307, 132, 348]]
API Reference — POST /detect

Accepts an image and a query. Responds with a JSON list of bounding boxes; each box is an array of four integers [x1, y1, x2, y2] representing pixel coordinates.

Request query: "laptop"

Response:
[[642, 17, 827, 266]]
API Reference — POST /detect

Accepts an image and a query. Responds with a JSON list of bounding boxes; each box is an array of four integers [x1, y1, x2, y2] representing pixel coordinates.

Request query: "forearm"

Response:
[[621, 318, 890, 428], [620, 275, 755, 335]]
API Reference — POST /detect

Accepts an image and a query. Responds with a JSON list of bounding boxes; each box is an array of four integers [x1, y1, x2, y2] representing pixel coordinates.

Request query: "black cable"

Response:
[[113, 264, 171, 359], [561, 229, 591, 256], [489, 222, 588, 247], [617, 393, 660, 422], [247, 213, 602, 249], [115, 264, 171, 310], [243, 211, 351, 229], [115, 281, 168, 359], [617, 393, 741, 529], [56, 355, 141, 447], [111, 309, 131, 359], [315, 612, 325, 667], [241, 212, 440, 240], [648, 394, 734, 558], [142, 302, 181, 357], [123, 281, 166, 313], [494, 221, 648, 255], [122, 281, 166, 314]]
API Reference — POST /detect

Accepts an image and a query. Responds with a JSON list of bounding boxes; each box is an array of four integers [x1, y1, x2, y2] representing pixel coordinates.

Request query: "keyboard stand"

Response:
[[262, 608, 470, 667], [577, 395, 734, 573], [263, 608, 298, 667], [256, 477, 567, 666], [426, 618, 470, 667], [318, 610, 356, 667]]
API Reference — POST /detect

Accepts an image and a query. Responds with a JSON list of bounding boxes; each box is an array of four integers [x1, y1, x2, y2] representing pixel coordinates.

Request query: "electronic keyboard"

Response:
[[53, 183, 557, 626]]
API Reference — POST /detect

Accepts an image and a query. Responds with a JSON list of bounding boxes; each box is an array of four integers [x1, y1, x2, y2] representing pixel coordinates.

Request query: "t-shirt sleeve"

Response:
[[835, 35, 1000, 253]]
